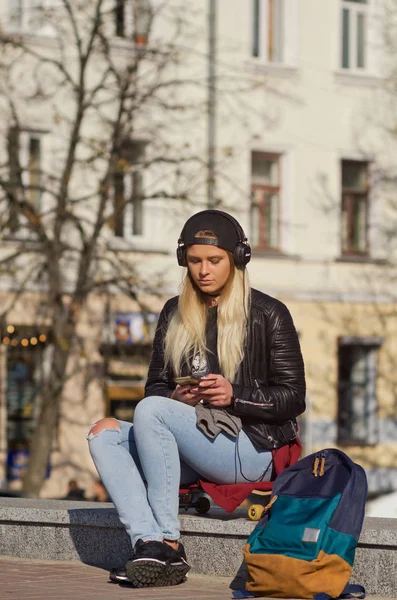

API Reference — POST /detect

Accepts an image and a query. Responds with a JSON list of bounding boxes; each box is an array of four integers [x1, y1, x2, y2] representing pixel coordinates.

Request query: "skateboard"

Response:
[[179, 486, 271, 519]]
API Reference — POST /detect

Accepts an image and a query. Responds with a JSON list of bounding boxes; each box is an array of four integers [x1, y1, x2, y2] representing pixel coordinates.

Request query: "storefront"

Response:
[[102, 310, 159, 420], [0, 306, 160, 494], [0, 325, 50, 486]]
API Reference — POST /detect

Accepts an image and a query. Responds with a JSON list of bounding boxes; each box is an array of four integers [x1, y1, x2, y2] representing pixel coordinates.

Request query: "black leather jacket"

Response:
[[145, 288, 306, 450]]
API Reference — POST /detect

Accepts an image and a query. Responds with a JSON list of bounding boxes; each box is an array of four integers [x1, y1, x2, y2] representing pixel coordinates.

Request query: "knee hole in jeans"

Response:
[[88, 418, 120, 437]]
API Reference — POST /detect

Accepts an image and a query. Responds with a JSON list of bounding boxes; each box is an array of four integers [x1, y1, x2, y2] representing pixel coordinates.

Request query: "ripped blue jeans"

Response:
[[87, 395, 272, 548]]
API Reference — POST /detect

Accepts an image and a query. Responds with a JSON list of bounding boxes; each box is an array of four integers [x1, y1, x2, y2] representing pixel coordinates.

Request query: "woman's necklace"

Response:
[[207, 296, 219, 308]]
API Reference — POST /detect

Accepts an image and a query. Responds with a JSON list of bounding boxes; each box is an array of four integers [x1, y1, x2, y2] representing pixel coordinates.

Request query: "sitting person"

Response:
[[91, 478, 111, 502], [87, 209, 306, 588], [62, 479, 86, 501]]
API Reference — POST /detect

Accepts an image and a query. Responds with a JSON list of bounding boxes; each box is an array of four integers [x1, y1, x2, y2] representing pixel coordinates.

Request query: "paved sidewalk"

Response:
[[1, 556, 395, 600], [0, 556, 234, 599]]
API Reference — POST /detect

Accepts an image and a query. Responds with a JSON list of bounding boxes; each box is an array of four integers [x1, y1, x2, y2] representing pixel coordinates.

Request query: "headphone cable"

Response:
[[235, 434, 273, 483]]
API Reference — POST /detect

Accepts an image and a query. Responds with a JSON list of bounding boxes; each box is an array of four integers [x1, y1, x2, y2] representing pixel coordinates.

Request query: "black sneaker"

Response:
[[125, 539, 190, 588], [109, 567, 130, 583]]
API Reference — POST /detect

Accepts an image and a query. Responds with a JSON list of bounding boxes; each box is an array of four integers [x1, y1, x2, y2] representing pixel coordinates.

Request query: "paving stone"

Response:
[[0, 556, 395, 600], [0, 556, 234, 599]]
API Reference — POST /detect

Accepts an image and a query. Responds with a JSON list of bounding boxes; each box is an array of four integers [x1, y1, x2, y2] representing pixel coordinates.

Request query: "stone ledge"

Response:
[[1, 498, 397, 596], [2, 498, 396, 542], [0, 497, 253, 535]]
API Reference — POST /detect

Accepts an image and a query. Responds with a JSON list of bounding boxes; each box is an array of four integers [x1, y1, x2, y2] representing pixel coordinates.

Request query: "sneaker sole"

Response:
[[125, 558, 190, 588], [109, 573, 130, 583]]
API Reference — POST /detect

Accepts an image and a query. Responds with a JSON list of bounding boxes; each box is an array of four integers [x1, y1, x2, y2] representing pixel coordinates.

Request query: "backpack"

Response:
[[234, 448, 367, 599]]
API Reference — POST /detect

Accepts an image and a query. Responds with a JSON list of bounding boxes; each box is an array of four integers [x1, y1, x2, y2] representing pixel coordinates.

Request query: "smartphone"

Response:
[[173, 375, 203, 386], [173, 375, 217, 386]]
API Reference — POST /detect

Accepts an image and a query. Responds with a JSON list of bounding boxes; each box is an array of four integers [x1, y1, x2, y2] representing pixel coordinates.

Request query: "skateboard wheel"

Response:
[[195, 495, 211, 514], [248, 504, 264, 521]]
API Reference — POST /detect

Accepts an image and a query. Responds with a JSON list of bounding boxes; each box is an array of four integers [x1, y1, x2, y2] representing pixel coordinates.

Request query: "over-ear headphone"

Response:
[[176, 210, 251, 267]]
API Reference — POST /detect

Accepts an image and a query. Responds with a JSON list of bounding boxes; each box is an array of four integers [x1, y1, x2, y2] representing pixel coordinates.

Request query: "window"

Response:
[[341, 160, 369, 256], [7, 128, 43, 232], [131, 170, 143, 235], [8, 0, 23, 29], [7, 0, 46, 31], [104, 310, 159, 421], [112, 170, 144, 237], [252, 0, 284, 63], [114, 0, 133, 38], [341, 0, 368, 71], [113, 311, 158, 344], [113, 171, 125, 237], [114, 0, 150, 44], [251, 152, 281, 251], [2, 325, 49, 482], [28, 137, 41, 210], [112, 139, 146, 237], [338, 337, 381, 445], [7, 126, 21, 232]]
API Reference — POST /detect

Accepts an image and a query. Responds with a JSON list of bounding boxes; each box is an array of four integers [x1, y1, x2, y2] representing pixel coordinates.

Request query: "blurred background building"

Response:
[[0, 0, 396, 507]]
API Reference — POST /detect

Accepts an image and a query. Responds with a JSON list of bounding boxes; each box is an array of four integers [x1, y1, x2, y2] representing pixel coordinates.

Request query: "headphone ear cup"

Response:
[[243, 242, 252, 265], [176, 245, 187, 267], [233, 220, 251, 266], [234, 242, 251, 266]]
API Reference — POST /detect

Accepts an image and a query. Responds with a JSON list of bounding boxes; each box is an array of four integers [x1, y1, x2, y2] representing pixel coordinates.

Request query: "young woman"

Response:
[[87, 209, 306, 588]]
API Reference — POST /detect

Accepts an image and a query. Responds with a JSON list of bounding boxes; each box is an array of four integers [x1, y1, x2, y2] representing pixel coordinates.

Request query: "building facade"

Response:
[[0, 0, 396, 499]]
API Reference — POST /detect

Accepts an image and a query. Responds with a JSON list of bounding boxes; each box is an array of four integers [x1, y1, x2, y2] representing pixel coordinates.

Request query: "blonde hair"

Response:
[[164, 252, 250, 382]]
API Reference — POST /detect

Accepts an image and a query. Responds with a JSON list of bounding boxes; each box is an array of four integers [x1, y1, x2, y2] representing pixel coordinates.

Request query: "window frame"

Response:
[[6, 127, 45, 233], [7, 0, 24, 30], [3, 325, 51, 482], [111, 139, 146, 238], [27, 136, 42, 211], [341, 0, 369, 72], [114, 0, 134, 38], [251, 0, 284, 64], [113, 0, 150, 44], [112, 169, 144, 239], [337, 336, 381, 446], [341, 159, 370, 258], [113, 171, 126, 238], [250, 151, 282, 253], [131, 170, 143, 236], [6, 0, 52, 34]]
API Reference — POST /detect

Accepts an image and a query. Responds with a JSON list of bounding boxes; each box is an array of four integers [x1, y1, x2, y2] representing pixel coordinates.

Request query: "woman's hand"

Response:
[[170, 384, 202, 406], [190, 374, 233, 408]]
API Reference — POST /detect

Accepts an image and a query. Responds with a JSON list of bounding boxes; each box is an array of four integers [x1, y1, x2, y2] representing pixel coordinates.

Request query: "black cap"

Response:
[[179, 209, 245, 253]]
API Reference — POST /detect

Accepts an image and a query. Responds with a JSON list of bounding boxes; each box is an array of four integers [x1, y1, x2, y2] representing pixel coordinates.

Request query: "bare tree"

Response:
[[0, 0, 297, 495], [0, 0, 212, 494]]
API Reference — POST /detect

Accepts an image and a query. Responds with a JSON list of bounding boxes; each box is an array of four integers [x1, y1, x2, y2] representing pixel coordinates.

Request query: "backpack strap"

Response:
[[315, 584, 366, 600]]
